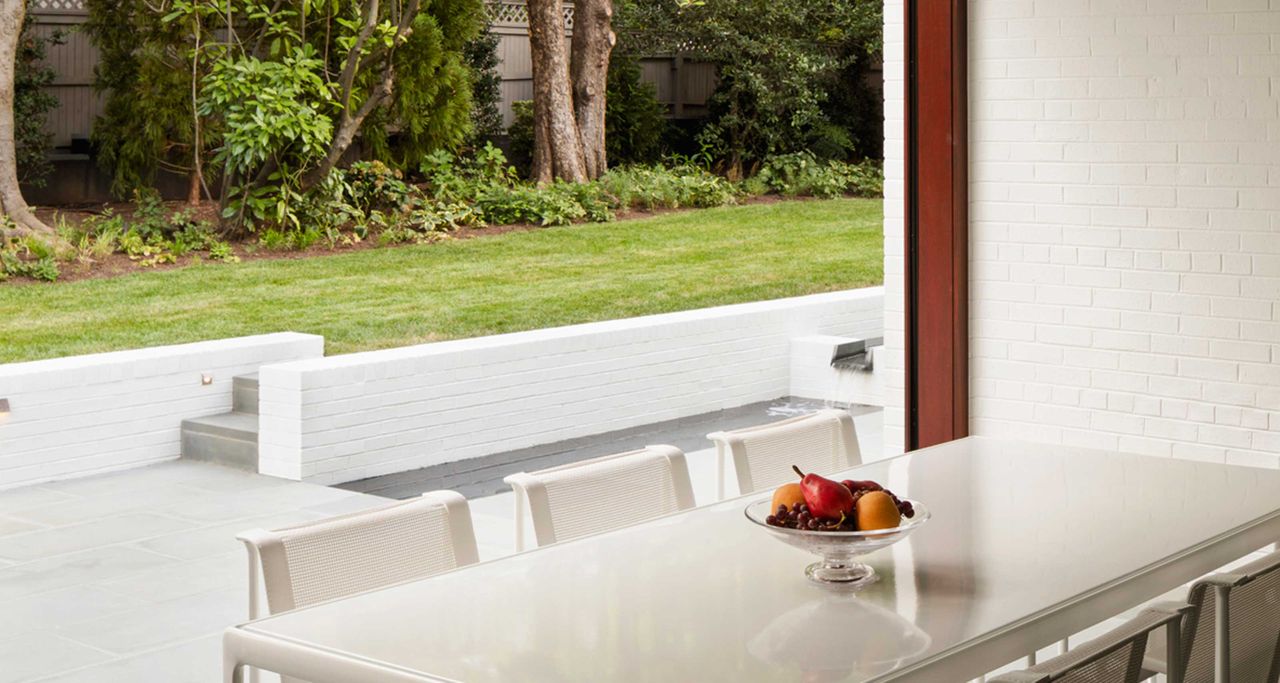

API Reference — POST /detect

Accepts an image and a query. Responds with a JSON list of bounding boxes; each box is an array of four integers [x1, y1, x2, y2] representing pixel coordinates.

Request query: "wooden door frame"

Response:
[[904, 0, 968, 451]]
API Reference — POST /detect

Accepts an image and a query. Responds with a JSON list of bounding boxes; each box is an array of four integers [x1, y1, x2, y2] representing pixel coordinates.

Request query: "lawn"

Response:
[[0, 198, 883, 363]]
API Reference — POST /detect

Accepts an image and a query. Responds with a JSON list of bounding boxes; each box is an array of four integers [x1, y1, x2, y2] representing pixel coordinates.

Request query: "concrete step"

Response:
[[232, 373, 259, 414], [181, 412, 258, 471]]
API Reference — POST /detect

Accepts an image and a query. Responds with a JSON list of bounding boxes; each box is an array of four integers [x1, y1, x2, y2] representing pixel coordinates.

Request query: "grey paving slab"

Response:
[[57, 587, 245, 656], [0, 586, 141, 642], [0, 514, 44, 538], [130, 510, 326, 561], [0, 632, 113, 683], [8, 483, 210, 527], [32, 636, 221, 683], [0, 545, 177, 602], [0, 512, 197, 563], [93, 551, 244, 604], [0, 487, 78, 515]]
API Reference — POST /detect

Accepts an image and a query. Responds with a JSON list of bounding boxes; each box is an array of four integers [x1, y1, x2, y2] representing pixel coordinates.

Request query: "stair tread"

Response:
[[182, 412, 258, 439]]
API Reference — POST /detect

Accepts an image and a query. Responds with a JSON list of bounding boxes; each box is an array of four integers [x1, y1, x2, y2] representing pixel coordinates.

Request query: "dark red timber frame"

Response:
[[904, 0, 968, 450]]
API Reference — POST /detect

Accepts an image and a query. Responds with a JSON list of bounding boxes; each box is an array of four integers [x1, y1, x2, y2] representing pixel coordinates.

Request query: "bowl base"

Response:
[[805, 561, 877, 590]]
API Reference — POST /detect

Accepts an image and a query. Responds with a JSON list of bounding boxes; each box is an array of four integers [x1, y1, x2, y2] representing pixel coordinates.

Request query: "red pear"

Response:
[[793, 466, 856, 521]]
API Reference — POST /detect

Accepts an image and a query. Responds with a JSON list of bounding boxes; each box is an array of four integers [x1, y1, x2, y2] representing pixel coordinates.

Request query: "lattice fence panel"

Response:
[[486, 1, 574, 28], [31, 0, 87, 11]]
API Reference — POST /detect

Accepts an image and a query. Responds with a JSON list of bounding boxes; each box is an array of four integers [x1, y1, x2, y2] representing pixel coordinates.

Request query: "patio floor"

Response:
[[0, 408, 1267, 682]]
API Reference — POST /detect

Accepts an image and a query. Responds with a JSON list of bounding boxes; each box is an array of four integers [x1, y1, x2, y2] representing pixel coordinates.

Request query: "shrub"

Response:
[[599, 165, 738, 210], [606, 55, 668, 166], [756, 153, 883, 199], [16, 15, 62, 187], [507, 100, 535, 178], [463, 31, 504, 143]]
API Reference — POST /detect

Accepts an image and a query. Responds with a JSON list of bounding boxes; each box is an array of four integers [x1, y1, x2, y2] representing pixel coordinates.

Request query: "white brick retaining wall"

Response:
[[258, 290, 884, 484], [0, 333, 323, 489]]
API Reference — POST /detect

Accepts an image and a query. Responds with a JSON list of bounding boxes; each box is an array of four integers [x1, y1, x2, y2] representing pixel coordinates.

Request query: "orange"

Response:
[[855, 491, 901, 531], [770, 482, 806, 512]]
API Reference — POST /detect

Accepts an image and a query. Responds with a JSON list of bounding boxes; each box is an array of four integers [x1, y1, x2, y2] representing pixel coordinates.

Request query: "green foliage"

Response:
[[85, 0, 217, 198], [599, 164, 738, 210], [0, 228, 61, 282], [15, 15, 63, 187], [618, 0, 883, 173], [757, 153, 884, 198], [605, 55, 668, 165], [506, 100, 535, 178], [346, 161, 414, 213], [463, 30, 504, 142]]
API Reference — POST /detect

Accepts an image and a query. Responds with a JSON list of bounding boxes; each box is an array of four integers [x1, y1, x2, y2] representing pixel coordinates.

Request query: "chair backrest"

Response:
[[990, 604, 1192, 683], [504, 444, 695, 550], [707, 408, 860, 497], [1176, 550, 1280, 683], [237, 490, 479, 616]]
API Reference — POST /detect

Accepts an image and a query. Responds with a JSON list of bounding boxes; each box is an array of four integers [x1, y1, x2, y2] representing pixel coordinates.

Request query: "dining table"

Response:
[[222, 436, 1280, 682]]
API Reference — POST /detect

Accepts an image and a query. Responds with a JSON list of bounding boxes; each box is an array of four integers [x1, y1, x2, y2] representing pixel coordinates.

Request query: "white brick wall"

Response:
[[0, 333, 324, 489], [968, 0, 1280, 467], [258, 290, 885, 484], [882, 0, 907, 457]]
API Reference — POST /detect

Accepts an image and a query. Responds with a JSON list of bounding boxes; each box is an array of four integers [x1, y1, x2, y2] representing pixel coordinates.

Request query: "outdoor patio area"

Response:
[[0, 409, 885, 682]]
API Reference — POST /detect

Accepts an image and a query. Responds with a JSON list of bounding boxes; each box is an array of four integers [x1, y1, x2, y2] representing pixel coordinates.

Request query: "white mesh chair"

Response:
[[236, 491, 479, 683], [989, 603, 1192, 683], [504, 444, 695, 551], [707, 408, 860, 499], [1140, 549, 1280, 683]]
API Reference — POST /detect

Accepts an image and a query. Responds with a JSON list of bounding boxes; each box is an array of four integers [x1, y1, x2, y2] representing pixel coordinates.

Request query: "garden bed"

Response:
[[25, 193, 802, 285]]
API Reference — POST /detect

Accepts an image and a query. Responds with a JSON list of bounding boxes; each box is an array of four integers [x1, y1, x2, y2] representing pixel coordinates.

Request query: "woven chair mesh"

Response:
[[1050, 640, 1144, 683], [1179, 553, 1280, 683], [736, 416, 847, 492], [1014, 608, 1176, 683], [278, 502, 458, 610], [540, 453, 680, 544]]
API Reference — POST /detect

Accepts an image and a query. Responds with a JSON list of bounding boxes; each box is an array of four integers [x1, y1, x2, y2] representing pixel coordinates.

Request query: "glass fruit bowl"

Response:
[[745, 498, 930, 590]]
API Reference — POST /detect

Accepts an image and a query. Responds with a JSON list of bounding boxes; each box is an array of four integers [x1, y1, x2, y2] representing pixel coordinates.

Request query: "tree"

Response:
[[463, 31, 504, 142], [192, 0, 483, 231], [0, 0, 50, 237], [85, 0, 216, 203], [618, 0, 882, 178], [527, 0, 586, 183], [527, 0, 616, 183]]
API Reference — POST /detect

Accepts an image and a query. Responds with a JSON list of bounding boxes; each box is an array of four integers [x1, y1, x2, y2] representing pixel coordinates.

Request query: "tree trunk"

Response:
[[528, 0, 586, 184], [0, 0, 49, 236], [570, 0, 614, 180]]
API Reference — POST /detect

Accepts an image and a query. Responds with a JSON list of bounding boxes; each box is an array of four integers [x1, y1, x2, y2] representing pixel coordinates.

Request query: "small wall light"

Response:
[[0, 398, 10, 424], [201, 373, 214, 386]]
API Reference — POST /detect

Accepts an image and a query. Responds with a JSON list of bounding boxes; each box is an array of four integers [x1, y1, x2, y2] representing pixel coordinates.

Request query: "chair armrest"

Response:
[[987, 672, 1050, 683], [1198, 571, 1252, 589]]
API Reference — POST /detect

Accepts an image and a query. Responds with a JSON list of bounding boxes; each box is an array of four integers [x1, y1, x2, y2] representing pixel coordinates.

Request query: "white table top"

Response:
[[233, 437, 1280, 682]]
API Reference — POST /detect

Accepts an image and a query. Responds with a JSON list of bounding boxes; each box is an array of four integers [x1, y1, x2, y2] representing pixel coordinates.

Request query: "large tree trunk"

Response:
[[570, 0, 613, 180], [0, 0, 49, 237], [528, 0, 586, 184]]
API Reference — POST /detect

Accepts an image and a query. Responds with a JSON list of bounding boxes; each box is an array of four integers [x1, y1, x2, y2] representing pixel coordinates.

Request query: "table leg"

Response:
[[224, 651, 245, 683]]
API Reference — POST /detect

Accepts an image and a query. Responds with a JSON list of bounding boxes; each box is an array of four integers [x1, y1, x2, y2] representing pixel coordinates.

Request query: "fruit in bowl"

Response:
[[765, 467, 916, 533], [748, 468, 929, 589]]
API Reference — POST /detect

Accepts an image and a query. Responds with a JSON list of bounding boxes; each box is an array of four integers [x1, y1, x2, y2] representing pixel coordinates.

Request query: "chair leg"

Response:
[[1058, 637, 1069, 655], [1214, 584, 1231, 683], [1167, 607, 1184, 683], [225, 651, 245, 683], [514, 489, 526, 553]]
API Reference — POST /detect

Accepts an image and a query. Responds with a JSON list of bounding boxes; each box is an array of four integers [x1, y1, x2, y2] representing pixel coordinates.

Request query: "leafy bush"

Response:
[[756, 153, 883, 199], [475, 184, 588, 227], [463, 31, 504, 142], [599, 165, 738, 210], [16, 15, 63, 187], [347, 161, 414, 213], [606, 55, 668, 166], [507, 100, 535, 178]]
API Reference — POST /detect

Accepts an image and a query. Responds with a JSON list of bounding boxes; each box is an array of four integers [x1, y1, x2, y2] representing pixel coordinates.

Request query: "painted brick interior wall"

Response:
[[0, 333, 323, 489], [258, 290, 885, 485], [968, 0, 1280, 466], [882, 0, 907, 457]]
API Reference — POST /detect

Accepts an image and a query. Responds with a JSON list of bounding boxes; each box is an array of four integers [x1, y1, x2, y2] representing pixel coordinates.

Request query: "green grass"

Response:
[[0, 198, 883, 363]]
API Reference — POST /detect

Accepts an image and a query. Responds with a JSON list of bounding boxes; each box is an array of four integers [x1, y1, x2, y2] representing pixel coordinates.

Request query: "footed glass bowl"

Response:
[[745, 498, 930, 590]]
